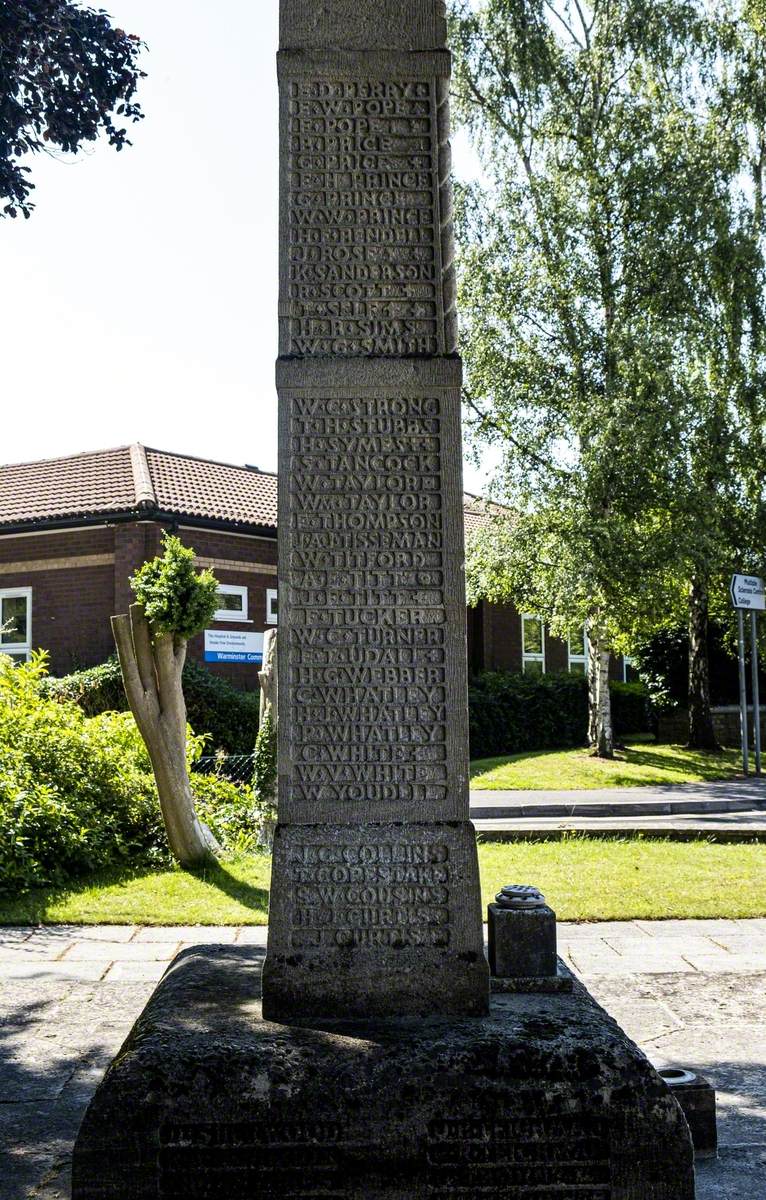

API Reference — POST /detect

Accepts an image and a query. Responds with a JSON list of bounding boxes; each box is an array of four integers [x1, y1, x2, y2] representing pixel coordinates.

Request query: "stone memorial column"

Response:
[[262, 0, 489, 1019], [71, 8, 696, 1194]]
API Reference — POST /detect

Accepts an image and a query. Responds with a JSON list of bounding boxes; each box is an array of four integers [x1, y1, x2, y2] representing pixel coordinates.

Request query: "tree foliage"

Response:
[[131, 534, 218, 641], [0, 652, 252, 893], [0, 0, 145, 218], [451, 0, 766, 752]]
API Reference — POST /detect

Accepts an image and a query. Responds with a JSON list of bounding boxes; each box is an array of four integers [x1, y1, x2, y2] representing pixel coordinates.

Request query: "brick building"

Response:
[[0, 445, 628, 687]]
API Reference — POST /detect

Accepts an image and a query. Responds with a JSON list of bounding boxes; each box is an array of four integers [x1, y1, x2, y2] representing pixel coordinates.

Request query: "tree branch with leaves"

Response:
[[0, 0, 145, 218]]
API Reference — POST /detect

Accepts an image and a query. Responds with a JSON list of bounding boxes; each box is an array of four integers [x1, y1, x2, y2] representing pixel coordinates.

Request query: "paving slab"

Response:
[[0, 922, 763, 1199], [131, 925, 238, 943], [0, 962, 108, 983], [234, 926, 269, 945], [59, 941, 180, 962], [0, 929, 33, 945], [635, 919, 745, 938], [102, 961, 170, 983]]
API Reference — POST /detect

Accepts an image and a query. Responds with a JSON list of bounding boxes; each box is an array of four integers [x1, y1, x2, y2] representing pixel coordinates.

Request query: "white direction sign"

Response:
[[730, 574, 766, 611], [204, 629, 263, 664]]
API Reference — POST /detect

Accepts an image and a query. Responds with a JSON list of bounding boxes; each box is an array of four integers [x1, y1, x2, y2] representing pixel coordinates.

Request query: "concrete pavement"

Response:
[[2, 920, 765, 1197]]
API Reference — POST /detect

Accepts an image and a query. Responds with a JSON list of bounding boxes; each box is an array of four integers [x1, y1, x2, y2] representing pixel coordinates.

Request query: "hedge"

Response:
[[45, 656, 259, 755], [468, 672, 649, 760], [1, 655, 261, 892]]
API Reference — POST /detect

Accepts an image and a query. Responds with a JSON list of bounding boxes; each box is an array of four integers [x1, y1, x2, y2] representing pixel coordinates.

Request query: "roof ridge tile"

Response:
[[129, 443, 157, 510]]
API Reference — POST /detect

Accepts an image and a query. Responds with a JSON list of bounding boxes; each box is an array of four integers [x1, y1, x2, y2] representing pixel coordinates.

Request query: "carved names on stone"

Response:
[[157, 1111, 612, 1198], [286, 389, 450, 815], [426, 1114, 612, 1194], [279, 46, 458, 359], [287, 839, 451, 949], [286, 77, 440, 356], [265, 6, 487, 1019]]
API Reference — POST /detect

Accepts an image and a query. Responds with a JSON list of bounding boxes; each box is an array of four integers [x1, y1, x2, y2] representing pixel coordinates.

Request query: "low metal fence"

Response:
[[194, 753, 256, 785]]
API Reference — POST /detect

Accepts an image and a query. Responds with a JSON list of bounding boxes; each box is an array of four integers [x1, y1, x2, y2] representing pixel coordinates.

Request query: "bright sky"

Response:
[[0, 0, 491, 493]]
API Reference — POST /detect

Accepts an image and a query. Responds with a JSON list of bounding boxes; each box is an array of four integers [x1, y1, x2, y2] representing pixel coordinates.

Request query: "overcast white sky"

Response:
[[0, 0, 491, 493]]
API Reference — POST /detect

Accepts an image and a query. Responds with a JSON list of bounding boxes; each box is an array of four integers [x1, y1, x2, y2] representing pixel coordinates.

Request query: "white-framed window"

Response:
[[266, 588, 278, 625], [213, 584, 249, 623], [568, 625, 588, 675], [521, 614, 545, 676], [1, 587, 32, 663]]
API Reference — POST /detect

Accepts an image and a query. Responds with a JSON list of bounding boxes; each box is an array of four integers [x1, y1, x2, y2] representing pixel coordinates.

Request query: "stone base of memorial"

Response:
[[72, 946, 695, 1199]]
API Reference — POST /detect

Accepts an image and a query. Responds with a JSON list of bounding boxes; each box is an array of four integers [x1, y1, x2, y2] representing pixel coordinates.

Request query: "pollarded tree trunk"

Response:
[[256, 628, 278, 849], [588, 627, 614, 758], [258, 628, 278, 725], [111, 603, 219, 868], [687, 576, 720, 751]]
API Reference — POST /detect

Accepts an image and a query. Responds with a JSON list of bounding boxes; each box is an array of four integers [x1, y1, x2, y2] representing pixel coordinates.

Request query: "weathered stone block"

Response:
[[277, 49, 457, 359], [265, 353, 489, 1020], [660, 1067, 718, 1159], [280, 0, 447, 51], [262, 821, 487, 1020], [274, 357, 469, 831], [488, 902, 558, 979], [72, 947, 696, 1200]]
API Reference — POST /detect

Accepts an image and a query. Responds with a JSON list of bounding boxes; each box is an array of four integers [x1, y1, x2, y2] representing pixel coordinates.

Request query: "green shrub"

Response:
[[0, 653, 259, 893], [43, 657, 126, 716], [468, 671, 650, 759], [610, 680, 651, 738], [45, 656, 259, 755], [468, 672, 588, 760], [131, 533, 218, 638]]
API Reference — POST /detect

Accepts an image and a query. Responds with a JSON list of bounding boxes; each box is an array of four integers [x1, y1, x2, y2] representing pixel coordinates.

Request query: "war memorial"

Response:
[[72, 3, 696, 1196]]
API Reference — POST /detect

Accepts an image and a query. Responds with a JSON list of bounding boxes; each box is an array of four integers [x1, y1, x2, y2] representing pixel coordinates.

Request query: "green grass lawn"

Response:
[[470, 740, 751, 790], [2, 838, 765, 925]]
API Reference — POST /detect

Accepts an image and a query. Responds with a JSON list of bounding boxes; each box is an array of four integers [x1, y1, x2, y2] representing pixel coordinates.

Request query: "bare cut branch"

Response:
[[111, 614, 155, 727], [572, 0, 595, 48], [542, 0, 585, 48], [153, 631, 178, 710], [174, 636, 187, 677], [128, 603, 156, 697]]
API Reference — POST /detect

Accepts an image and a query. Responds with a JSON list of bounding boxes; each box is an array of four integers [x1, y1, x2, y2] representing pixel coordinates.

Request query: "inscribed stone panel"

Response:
[[278, 52, 455, 357], [280, 0, 447, 52], [276, 358, 469, 825], [262, 821, 487, 1019]]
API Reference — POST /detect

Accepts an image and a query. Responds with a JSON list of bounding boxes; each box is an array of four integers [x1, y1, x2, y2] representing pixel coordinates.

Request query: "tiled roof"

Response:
[[144, 448, 278, 530], [0, 445, 495, 538], [0, 445, 278, 533], [463, 492, 509, 536], [0, 447, 138, 527]]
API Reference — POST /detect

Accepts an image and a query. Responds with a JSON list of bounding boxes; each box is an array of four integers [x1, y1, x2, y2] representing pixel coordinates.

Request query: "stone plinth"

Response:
[[72, 947, 696, 1200], [488, 902, 558, 979]]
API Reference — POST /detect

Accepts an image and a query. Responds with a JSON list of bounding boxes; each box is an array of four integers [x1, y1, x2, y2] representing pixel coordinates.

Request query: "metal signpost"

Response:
[[730, 574, 765, 776]]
